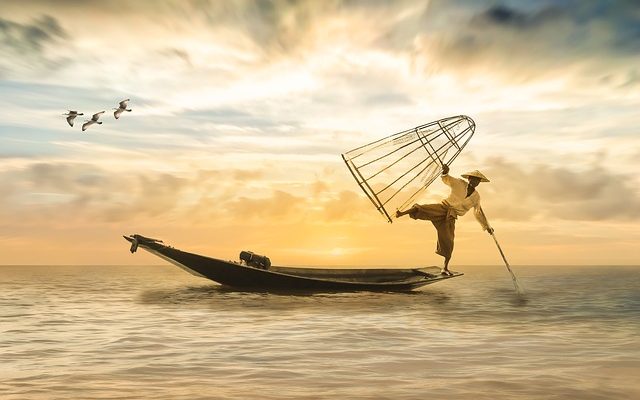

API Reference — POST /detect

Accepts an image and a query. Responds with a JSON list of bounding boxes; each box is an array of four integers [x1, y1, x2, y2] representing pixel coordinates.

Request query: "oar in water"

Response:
[[489, 231, 524, 295], [480, 208, 524, 295]]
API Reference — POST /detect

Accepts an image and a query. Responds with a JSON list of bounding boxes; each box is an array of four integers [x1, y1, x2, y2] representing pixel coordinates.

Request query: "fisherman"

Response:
[[395, 164, 493, 275]]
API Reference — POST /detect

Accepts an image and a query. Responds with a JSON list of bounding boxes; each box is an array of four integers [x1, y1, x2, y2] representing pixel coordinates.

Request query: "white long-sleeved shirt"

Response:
[[441, 174, 490, 230]]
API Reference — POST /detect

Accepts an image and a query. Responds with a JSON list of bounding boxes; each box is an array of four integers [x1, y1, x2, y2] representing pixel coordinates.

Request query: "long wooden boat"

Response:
[[123, 234, 462, 291]]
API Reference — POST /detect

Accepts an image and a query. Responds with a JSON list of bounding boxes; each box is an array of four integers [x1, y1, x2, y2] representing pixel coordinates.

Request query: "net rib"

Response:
[[397, 125, 475, 210], [374, 126, 465, 200], [341, 115, 475, 222], [382, 143, 451, 207], [357, 125, 444, 170]]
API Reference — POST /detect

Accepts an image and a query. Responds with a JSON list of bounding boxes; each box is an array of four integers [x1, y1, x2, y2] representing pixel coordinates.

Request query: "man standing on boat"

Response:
[[395, 164, 493, 275]]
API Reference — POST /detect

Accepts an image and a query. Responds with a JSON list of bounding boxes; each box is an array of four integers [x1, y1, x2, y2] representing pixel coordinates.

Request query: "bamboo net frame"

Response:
[[342, 115, 475, 223]]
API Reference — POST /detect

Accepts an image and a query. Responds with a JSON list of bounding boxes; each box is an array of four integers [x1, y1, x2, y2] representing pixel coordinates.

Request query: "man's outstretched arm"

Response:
[[474, 206, 494, 234]]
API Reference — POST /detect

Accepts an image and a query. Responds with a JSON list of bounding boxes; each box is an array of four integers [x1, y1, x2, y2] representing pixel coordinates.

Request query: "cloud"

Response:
[[1, 1, 637, 91], [194, 0, 320, 56], [0, 15, 66, 52], [0, 15, 70, 76], [0, 0, 638, 266], [190, 0, 424, 58], [224, 190, 307, 219], [472, 1, 640, 57], [474, 4, 564, 29], [322, 190, 373, 221], [0, 157, 384, 229], [481, 157, 640, 222], [158, 47, 193, 67], [410, 1, 640, 86], [0, 162, 276, 224], [0, 1, 427, 91]]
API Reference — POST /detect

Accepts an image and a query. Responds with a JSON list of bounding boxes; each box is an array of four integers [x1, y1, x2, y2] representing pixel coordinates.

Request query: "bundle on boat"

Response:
[[342, 115, 475, 223]]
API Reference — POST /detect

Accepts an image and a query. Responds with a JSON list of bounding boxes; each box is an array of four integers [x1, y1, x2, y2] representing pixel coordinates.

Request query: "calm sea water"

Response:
[[1, 264, 639, 400]]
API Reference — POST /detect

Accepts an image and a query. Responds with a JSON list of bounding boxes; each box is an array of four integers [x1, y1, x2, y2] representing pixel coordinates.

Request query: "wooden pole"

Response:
[[490, 231, 524, 294], [479, 207, 524, 295]]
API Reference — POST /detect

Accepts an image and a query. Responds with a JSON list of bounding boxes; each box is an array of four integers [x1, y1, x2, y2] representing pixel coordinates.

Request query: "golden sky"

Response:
[[1, 0, 639, 266]]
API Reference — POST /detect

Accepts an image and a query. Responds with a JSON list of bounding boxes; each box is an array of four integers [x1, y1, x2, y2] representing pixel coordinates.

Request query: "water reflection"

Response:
[[138, 284, 455, 312], [3, 265, 639, 400]]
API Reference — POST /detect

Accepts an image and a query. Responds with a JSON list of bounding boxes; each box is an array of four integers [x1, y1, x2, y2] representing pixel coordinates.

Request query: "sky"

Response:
[[0, 0, 639, 266]]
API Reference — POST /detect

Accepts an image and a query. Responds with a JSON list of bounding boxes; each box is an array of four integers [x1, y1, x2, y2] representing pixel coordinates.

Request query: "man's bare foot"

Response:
[[441, 269, 453, 276]]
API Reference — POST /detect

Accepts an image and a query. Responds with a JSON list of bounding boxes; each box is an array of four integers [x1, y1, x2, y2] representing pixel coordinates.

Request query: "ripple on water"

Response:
[[0, 265, 639, 399]]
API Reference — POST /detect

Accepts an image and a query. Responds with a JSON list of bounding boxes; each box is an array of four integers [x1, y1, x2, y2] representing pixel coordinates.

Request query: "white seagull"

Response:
[[82, 111, 105, 132], [62, 110, 83, 127], [113, 98, 132, 119]]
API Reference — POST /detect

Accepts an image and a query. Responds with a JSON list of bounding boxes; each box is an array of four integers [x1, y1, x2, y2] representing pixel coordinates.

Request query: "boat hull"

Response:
[[124, 235, 462, 291]]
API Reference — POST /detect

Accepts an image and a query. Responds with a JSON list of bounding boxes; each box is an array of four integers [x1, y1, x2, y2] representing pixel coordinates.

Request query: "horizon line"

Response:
[[1, 264, 638, 267]]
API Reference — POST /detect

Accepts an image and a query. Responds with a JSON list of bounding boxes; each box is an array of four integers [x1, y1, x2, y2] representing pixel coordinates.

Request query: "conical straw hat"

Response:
[[461, 170, 490, 182]]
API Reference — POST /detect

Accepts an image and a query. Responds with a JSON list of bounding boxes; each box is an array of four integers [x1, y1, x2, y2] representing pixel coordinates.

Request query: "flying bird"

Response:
[[113, 99, 132, 119], [62, 110, 83, 127], [82, 111, 105, 132]]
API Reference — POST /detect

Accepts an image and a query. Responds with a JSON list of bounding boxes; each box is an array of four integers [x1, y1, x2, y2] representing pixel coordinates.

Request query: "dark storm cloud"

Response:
[[466, 1, 640, 56], [391, 0, 640, 84], [483, 5, 525, 25], [476, 4, 564, 29]]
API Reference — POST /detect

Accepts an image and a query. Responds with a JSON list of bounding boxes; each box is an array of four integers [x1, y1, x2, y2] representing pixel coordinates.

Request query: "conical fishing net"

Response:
[[342, 115, 475, 222]]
